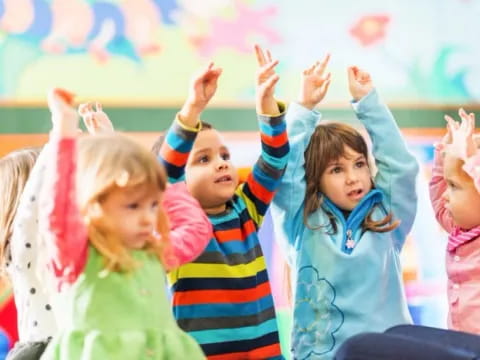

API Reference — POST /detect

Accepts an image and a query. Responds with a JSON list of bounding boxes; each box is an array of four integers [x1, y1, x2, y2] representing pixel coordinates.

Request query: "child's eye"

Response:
[[198, 155, 209, 163], [355, 160, 366, 168], [221, 153, 230, 161], [151, 200, 159, 209], [127, 203, 139, 209], [331, 166, 342, 174], [447, 181, 457, 190]]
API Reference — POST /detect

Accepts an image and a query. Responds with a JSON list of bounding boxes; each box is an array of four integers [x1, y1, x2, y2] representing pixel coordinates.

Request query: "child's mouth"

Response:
[[215, 175, 233, 183], [347, 189, 363, 199]]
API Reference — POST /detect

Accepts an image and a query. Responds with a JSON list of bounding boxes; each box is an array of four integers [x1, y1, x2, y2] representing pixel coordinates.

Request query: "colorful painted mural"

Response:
[[0, 0, 478, 104]]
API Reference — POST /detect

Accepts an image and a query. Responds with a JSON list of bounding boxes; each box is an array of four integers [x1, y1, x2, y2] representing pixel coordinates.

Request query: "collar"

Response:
[[322, 188, 385, 254]]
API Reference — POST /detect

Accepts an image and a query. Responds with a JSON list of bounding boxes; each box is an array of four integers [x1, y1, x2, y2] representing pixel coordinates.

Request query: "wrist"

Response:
[[178, 102, 203, 128], [50, 124, 78, 138], [297, 99, 316, 110], [257, 98, 280, 116]]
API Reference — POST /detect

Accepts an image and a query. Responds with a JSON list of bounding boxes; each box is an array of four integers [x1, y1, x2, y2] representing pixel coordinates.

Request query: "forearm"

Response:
[[429, 149, 455, 232], [42, 136, 88, 285], [163, 182, 212, 266], [159, 116, 199, 183]]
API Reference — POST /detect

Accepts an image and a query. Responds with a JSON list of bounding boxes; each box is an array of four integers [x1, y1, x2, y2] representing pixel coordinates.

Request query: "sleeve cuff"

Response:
[[175, 114, 202, 132], [351, 88, 378, 112]]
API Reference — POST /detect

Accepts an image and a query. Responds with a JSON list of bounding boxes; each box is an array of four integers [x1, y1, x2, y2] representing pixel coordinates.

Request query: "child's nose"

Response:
[[216, 159, 229, 171], [141, 210, 155, 225], [441, 190, 449, 202], [346, 170, 358, 184]]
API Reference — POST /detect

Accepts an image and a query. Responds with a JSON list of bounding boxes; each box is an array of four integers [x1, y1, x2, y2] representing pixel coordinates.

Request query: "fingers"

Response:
[[266, 49, 273, 63], [314, 54, 330, 77], [444, 115, 459, 133], [254, 44, 275, 67], [303, 61, 317, 76], [254, 44, 266, 66], [261, 73, 280, 93], [347, 66, 356, 84], [318, 77, 331, 99], [78, 102, 89, 116], [257, 58, 279, 82]]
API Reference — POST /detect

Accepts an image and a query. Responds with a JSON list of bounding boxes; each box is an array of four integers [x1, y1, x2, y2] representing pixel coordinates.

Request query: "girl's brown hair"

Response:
[[0, 148, 41, 272], [76, 134, 174, 272], [303, 122, 399, 233]]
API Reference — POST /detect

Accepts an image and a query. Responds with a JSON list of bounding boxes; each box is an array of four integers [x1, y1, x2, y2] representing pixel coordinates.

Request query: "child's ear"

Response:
[[85, 201, 104, 223]]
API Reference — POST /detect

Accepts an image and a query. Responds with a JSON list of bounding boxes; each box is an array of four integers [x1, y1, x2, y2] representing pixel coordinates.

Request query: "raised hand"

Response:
[[298, 54, 331, 110], [78, 101, 114, 134], [347, 66, 374, 101], [254, 44, 280, 115], [47, 88, 79, 136], [179, 62, 222, 127], [445, 108, 476, 160]]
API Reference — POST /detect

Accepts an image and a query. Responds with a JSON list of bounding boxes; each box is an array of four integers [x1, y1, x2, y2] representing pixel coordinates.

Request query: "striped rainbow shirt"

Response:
[[159, 109, 289, 359]]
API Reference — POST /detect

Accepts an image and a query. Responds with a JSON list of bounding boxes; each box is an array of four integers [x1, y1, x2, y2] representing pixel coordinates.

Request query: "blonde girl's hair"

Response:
[[0, 148, 41, 272], [303, 122, 399, 233], [76, 134, 174, 273]]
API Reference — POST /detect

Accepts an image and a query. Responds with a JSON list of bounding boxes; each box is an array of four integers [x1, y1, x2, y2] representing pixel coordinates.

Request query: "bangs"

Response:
[[320, 123, 368, 164]]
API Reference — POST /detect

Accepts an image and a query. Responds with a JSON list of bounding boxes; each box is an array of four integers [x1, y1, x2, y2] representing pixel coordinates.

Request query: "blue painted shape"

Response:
[[22, 0, 52, 40], [152, 0, 179, 25]]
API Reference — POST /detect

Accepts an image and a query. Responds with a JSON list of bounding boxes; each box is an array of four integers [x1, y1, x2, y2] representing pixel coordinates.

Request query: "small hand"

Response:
[[180, 62, 222, 127], [445, 108, 476, 160], [78, 101, 114, 134], [298, 54, 331, 110], [47, 88, 79, 136], [347, 66, 374, 101], [254, 44, 280, 115], [186, 62, 222, 111]]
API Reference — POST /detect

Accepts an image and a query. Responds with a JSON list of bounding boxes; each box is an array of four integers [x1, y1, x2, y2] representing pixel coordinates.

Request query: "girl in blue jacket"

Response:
[[270, 56, 419, 360]]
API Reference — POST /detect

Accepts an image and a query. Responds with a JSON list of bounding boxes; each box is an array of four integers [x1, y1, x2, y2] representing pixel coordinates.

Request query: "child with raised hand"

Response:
[[1, 98, 115, 360], [158, 45, 289, 359], [429, 109, 480, 333], [39, 89, 211, 360], [0, 147, 54, 360], [270, 59, 419, 359]]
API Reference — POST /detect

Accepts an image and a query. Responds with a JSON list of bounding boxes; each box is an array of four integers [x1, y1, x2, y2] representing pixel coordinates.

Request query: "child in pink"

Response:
[[429, 108, 480, 333]]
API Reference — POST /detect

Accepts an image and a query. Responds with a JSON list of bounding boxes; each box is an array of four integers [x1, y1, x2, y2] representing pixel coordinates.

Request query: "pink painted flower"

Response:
[[350, 14, 390, 47]]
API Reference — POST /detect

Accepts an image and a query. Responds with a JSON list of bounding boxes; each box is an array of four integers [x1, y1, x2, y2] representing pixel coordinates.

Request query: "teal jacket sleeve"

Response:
[[270, 102, 321, 260], [353, 89, 419, 251]]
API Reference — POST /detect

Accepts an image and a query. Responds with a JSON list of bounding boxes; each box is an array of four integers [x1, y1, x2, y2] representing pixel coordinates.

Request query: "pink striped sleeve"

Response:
[[428, 145, 455, 233], [43, 137, 88, 287], [462, 151, 480, 195], [162, 182, 212, 266]]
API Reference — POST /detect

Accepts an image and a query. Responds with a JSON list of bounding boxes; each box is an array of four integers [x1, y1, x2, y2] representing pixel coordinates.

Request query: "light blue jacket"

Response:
[[271, 89, 419, 360]]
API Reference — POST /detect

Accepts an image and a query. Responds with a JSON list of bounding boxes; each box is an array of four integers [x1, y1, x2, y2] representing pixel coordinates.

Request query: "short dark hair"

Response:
[[150, 135, 165, 156], [200, 121, 213, 130]]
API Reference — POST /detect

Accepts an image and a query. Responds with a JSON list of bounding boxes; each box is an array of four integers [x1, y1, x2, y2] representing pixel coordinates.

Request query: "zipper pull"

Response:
[[345, 229, 355, 249]]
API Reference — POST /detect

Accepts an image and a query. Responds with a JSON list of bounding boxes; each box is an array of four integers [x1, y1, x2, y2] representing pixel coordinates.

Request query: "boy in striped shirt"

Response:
[[158, 46, 289, 359]]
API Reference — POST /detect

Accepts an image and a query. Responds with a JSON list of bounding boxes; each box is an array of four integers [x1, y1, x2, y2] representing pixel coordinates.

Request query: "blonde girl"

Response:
[[40, 90, 211, 360]]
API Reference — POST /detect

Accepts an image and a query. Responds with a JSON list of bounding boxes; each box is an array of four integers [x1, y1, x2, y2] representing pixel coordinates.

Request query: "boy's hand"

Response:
[[47, 88, 79, 136], [78, 101, 114, 134], [179, 62, 222, 128], [298, 54, 331, 110], [446, 108, 476, 160], [254, 44, 280, 115], [347, 66, 374, 101]]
